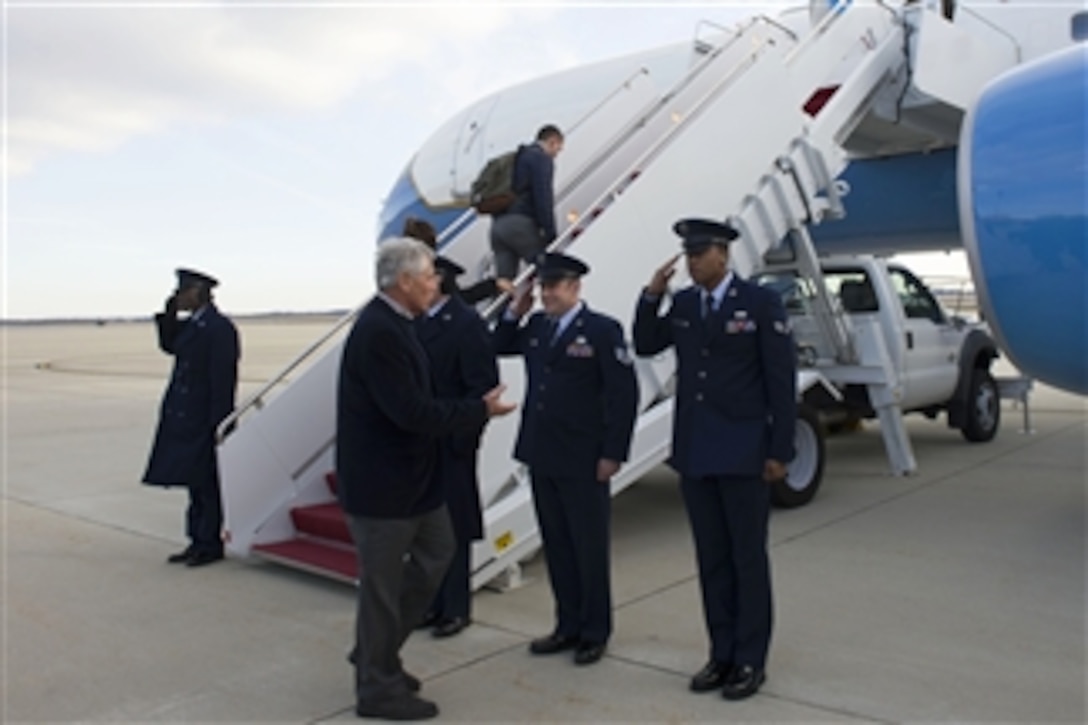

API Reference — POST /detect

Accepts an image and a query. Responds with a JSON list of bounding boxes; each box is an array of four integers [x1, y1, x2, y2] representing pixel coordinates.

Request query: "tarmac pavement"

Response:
[[3, 318, 1085, 723]]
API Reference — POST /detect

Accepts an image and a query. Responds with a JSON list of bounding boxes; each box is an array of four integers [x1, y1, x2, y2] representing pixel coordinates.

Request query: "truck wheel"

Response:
[[961, 367, 1000, 442], [773, 405, 825, 508]]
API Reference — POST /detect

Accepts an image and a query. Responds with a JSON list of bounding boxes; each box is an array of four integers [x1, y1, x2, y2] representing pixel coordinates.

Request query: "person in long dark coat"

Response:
[[143, 268, 239, 567], [338, 238, 515, 721], [415, 256, 500, 638]]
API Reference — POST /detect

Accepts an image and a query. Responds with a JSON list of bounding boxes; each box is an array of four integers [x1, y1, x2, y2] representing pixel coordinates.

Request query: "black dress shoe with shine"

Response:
[[690, 660, 733, 693], [721, 664, 766, 700], [355, 693, 438, 720], [528, 632, 579, 655], [432, 616, 470, 638], [167, 547, 195, 564], [185, 550, 224, 567], [573, 641, 606, 665]]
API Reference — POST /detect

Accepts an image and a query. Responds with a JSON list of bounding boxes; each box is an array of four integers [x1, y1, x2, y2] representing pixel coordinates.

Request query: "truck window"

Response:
[[755, 272, 812, 314], [889, 267, 946, 324], [824, 270, 878, 313]]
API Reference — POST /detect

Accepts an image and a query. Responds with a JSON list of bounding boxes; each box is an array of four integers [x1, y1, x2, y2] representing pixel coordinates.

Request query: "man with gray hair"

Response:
[[337, 237, 515, 720]]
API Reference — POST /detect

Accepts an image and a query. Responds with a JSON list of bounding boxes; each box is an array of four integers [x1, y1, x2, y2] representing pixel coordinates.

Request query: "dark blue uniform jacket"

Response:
[[633, 278, 796, 478], [415, 297, 499, 541], [494, 305, 638, 477], [336, 296, 488, 519], [143, 303, 239, 486]]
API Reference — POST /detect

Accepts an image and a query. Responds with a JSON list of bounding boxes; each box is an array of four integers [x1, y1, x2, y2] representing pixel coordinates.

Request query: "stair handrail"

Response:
[[564, 67, 654, 139], [216, 305, 360, 443], [556, 16, 769, 200], [481, 24, 795, 322]]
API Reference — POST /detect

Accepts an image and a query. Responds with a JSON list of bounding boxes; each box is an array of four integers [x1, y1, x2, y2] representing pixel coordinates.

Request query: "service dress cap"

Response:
[[434, 255, 465, 279], [673, 218, 739, 253], [175, 268, 219, 289], [535, 252, 590, 282]]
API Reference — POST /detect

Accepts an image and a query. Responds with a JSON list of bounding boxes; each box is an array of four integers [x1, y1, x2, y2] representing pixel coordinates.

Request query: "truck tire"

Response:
[[960, 367, 1000, 442], [772, 405, 825, 508]]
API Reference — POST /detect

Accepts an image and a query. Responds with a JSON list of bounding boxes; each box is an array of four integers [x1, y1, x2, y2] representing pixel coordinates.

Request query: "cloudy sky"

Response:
[[4, 0, 965, 319]]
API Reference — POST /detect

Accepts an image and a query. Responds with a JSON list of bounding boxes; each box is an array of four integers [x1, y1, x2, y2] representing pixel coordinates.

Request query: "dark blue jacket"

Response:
[[415, 296, 499, 541], [494, 304, 638, 477], [507, 143, 557, 243], [143, 303, 239, 486], [633, 278, 796, 478], [336, 296, 488, 518]]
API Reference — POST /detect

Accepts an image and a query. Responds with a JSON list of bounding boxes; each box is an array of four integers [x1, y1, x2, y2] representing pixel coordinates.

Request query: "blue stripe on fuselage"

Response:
[[376, 162, 468, 246], [811, 148, 960, 255]]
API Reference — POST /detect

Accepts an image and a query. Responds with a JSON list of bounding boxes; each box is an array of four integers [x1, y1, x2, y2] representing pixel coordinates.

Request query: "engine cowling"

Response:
[[959, 44, 1088, 394]]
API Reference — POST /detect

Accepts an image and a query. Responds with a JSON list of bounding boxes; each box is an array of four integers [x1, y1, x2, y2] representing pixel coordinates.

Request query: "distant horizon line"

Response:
[[0, 309, 353, 326]]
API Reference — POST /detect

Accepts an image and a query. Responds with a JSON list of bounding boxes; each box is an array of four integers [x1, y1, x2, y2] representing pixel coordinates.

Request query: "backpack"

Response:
[[470, 149, 519, 215]]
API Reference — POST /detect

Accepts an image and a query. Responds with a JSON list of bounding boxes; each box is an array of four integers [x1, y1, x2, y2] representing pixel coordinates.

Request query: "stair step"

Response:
[[290, 502, 351, 543], [252, 538, 357, 584]]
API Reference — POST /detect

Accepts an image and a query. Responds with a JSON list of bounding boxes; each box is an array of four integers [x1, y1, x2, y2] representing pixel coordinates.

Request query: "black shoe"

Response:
[[185, 550, 224, 567], [345, 651, 420, 694], [573, 641, 606, 666], [690, 660, 733, 693], [355, 693, 438, 720], [432, 617, 470, 638], [721, 664, 766, 700], [166, 547, 195, 564], [528, 632, 579, 655]]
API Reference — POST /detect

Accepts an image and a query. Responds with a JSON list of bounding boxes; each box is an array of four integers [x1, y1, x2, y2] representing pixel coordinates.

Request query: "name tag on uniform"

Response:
[[671, 318, 691, 328], [725, 319, 757, 334]]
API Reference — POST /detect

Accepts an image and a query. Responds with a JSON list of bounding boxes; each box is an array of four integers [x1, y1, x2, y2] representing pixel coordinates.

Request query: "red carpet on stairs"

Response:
[[290, 503, 352, 543], [253, 538, 357, 582], [251, 470, 359, 584]]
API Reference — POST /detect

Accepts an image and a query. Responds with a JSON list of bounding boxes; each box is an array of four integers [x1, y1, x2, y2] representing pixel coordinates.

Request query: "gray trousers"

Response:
[[490, 213, 545, 280], [347, 506, 454, 704]]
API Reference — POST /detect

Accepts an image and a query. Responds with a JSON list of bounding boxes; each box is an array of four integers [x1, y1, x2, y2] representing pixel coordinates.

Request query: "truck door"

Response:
[[888, 266, 960, 406]]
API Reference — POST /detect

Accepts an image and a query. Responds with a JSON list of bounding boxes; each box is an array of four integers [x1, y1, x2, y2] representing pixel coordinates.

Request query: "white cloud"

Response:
[[5, 3, 544, 176]]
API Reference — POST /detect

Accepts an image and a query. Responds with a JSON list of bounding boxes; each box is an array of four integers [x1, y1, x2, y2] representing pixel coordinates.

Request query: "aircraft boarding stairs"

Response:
[[216, 1, 1014, 587]]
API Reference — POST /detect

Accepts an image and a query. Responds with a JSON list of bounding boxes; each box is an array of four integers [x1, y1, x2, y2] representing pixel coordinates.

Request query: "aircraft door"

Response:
[[451, 96, 501, 200]]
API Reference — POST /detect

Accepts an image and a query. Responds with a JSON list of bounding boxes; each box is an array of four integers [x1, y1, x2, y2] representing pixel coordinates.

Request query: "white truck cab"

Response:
[[757, 255, 1001, 506]]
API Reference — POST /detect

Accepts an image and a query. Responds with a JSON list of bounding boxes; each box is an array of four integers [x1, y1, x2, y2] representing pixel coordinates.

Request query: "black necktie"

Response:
[[546, 317, 559, 346], [702, 293, 714, 320]]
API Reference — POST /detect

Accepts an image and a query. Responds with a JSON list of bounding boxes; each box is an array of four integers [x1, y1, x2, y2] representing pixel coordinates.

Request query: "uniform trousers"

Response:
[[347, 506, 454, 704], [185, 461, 224, 555], [680, 474, 773, 668], [490, 213, 545, 280], [531, 471, 612, 645]]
